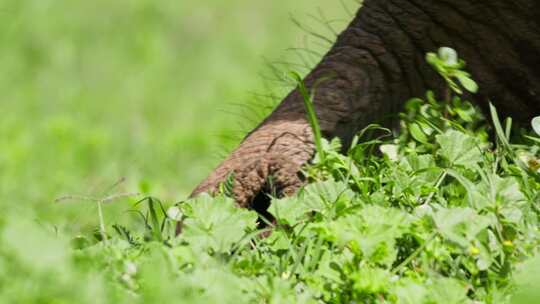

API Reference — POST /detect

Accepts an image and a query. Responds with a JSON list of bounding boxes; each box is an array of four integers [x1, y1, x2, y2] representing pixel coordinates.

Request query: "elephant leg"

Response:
[[190, 40, 391, 211], [187, 0, 540, 220]]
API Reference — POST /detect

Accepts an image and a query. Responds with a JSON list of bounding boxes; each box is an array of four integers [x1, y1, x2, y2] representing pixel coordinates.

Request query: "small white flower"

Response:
[[125, 261, 137, 276], [166, 206, 183, 221]]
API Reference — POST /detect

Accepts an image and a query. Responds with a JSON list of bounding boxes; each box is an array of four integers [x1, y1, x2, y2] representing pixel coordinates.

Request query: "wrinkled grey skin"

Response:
[[190, 0, 540, 216]]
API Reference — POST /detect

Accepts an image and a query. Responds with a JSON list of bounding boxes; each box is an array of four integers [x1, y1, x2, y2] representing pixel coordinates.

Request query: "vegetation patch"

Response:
[[1, 49, 539, 303]]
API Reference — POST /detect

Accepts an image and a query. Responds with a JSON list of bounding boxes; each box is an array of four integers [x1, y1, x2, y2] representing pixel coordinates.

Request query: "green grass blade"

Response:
[[289, 71, 325, 162]]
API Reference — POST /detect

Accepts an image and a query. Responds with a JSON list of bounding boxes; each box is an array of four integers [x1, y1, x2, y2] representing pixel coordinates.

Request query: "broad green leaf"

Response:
[[300, 180, 353, 215], [409, 122, 429, 144], [456, 73, 478, 93], [513, 256, 540, 303], [429, 278, 469, 304], [329, 205, 411, 266], [351, 267, 390, 294], [532, 116, 540, 136], [436, 130, 483, 167], [394, 280, 428, 304], [181, 194, 257, 252], [469, 174, 526, 211], [270, 195, 310, 226], [433, 207, 493, 247]]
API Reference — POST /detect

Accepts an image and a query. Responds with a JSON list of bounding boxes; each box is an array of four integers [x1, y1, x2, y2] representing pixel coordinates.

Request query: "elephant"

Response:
[[187, 0, 540, 221]]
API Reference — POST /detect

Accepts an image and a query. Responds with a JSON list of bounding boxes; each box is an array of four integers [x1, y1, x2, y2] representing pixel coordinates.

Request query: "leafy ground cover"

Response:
[[1, 48, 539, 303]]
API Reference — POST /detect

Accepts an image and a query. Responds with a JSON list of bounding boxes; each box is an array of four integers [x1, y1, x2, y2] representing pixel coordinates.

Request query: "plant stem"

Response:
[[392, 232, 437, 275], [97, 200, 107, 243], [421, 170, 448, 206]]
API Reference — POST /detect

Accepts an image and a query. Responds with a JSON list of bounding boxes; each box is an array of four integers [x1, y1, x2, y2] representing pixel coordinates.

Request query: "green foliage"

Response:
[[3, 41, 540, 304], [532, 117, 540, 136], [427, 47, 478, 95], [181, 194, 258, 252], [436, 130, 483, 167]]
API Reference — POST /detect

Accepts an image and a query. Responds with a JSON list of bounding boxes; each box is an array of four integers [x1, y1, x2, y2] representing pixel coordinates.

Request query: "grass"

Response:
[[2, 43, 540, 302], [290, 71, 325, 162]]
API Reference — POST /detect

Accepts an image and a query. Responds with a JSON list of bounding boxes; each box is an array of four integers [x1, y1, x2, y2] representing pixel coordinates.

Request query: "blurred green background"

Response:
[[0, 0, 356, 232]]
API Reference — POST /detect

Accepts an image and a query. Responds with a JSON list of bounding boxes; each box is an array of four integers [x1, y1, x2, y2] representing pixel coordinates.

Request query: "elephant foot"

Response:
[[182, 120, 315, 233], [232, 152, 304, 209]]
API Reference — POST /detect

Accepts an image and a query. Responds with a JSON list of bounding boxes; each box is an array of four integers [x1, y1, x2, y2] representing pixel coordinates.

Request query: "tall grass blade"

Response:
[[289, 71, 325, 162]]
